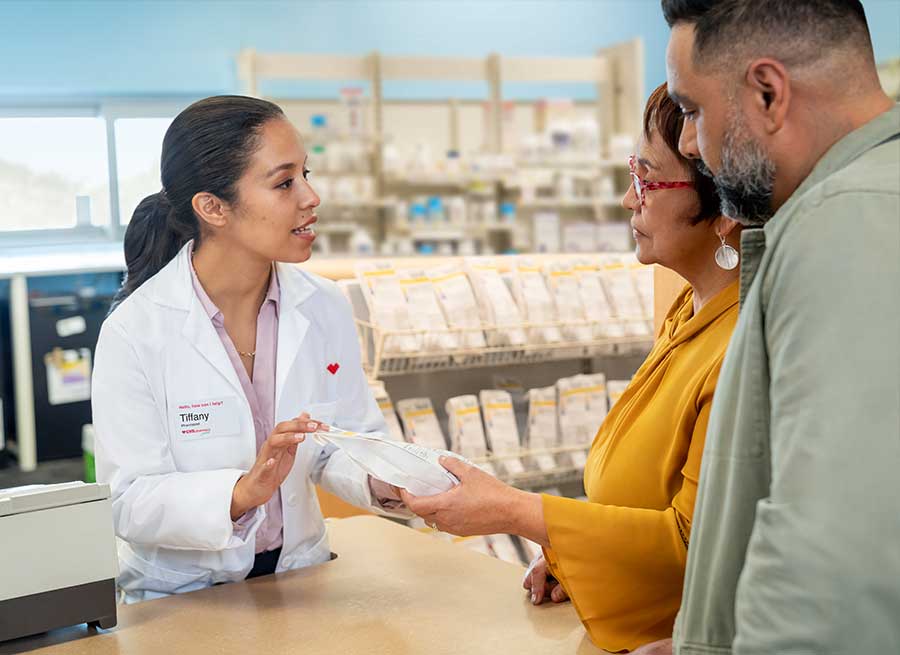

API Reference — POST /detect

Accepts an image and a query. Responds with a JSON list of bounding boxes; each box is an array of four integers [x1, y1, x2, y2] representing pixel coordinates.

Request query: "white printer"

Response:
[[0, 482, 118, 642]]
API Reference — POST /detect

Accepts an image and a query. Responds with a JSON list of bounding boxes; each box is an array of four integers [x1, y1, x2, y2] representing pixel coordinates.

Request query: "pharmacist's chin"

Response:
[[276, 240, 314, 265]]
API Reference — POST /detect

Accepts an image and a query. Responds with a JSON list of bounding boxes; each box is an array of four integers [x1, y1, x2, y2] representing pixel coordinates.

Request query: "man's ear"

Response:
[[745, 57, 791, 135]]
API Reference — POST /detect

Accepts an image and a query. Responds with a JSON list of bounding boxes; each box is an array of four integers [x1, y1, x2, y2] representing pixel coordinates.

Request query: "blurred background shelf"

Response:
[[237, 44, 644, 258]]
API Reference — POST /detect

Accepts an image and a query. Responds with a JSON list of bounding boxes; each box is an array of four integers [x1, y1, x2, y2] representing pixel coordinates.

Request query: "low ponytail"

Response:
[[110, 190, 195, 312], [109, 95, 285, 314]]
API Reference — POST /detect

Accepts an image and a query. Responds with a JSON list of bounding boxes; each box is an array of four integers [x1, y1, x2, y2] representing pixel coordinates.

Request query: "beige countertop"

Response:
[[2, 516, 602, 655]]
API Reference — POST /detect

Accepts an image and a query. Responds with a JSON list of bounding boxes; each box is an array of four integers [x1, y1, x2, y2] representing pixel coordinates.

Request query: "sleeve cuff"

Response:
[[231, 505, 265, 543]]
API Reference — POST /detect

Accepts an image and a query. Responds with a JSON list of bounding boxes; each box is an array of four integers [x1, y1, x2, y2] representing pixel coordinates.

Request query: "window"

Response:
[[114, 117, 173, 225], [0, 117, 110, 232]]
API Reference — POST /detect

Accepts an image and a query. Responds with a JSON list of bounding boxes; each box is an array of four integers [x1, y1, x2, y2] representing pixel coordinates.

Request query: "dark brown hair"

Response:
[[661, 0, 872, 70], [111, 95, 285, 311], [642, 82, 719, 224]]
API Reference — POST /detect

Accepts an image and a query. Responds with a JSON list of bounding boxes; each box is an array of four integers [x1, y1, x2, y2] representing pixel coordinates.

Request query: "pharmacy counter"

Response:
[[1, 515, 602, 655]]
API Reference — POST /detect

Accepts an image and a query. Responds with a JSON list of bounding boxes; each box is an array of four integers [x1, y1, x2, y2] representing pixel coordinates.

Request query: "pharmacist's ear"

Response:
[[192, 192, 229, 230], [715, 217, 741, 239]]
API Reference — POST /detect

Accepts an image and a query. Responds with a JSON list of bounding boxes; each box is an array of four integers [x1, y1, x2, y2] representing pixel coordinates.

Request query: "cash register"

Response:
[[0, 482, 118, 642]]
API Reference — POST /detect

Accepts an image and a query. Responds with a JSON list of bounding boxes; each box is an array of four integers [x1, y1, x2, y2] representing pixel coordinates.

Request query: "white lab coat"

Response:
[[92, 243, 392, 603]]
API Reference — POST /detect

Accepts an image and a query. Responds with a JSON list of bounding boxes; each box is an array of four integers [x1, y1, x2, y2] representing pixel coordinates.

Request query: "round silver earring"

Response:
[[715, 234, 740, 270]]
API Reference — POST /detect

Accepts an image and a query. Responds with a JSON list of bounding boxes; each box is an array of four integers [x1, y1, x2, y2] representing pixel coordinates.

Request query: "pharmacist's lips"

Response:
[[631, 221, 647, 237], [294, 215, 317, 230]]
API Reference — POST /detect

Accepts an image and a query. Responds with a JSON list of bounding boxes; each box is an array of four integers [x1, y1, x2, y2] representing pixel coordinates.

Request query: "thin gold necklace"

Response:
[[238, 350, 256, 359]]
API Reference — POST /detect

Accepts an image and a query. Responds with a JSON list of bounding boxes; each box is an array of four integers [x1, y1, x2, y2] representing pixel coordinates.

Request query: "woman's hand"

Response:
[[230, 412, 321, 520], [522, 554, 569, 605], [399, 456, 548, 545]]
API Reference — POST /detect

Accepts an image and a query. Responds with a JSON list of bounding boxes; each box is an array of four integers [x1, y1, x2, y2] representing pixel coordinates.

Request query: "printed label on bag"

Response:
[[173, 397, 241, 439]]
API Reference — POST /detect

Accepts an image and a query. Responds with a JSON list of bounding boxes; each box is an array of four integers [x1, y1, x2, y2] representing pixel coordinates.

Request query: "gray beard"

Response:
[[698, 113, 777, 226]]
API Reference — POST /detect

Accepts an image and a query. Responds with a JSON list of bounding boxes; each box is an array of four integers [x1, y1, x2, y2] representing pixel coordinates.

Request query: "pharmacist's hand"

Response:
[[522, 554, 569, 605], [631, 639, 673, 655], [230, 413, 321, 520], [399, 456, 518, 536]]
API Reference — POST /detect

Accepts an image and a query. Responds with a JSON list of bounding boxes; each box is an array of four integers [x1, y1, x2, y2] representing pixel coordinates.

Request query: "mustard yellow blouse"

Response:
[[542, 280, 739, 652]]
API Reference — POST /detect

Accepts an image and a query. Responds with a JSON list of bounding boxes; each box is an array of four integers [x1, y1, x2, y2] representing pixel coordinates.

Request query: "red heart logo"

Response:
[[327, 363, 340, 375]]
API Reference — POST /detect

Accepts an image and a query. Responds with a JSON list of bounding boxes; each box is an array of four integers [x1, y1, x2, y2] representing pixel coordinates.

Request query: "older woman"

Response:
[[401, 83, 741, 653]]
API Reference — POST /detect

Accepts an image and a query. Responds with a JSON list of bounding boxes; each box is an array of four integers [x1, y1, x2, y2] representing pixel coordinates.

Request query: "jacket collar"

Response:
[[764, 103, 900, 240], [735, 104, 900, 305]]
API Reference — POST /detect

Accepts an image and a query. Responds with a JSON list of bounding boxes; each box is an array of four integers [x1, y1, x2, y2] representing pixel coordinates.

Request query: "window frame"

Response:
[[0, 97, 193, 249]]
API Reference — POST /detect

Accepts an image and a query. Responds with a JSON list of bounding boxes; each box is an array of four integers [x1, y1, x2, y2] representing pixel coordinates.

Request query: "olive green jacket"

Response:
[[674, 104, 900, 655]]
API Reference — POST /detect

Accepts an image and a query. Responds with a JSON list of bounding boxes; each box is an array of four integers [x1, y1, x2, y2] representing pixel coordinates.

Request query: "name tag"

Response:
[[173, 397, 241, 439]]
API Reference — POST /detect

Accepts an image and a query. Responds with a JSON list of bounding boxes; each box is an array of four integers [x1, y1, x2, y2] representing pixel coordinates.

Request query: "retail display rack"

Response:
[[237, 42, 645, 256], [355, 318, 652, 380]]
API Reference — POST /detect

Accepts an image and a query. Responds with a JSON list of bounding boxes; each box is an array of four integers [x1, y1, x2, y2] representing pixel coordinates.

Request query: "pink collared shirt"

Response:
[[189, 257, 284, 554]]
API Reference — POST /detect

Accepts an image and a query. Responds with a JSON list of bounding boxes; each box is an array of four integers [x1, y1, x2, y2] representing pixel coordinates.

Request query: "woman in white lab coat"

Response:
[[92, 95, 402, 603]]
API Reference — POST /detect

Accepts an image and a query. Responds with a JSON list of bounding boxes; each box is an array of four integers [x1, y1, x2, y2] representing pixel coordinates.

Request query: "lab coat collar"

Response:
[[146, 242, 320, 401], [146, 241, 318, 311]]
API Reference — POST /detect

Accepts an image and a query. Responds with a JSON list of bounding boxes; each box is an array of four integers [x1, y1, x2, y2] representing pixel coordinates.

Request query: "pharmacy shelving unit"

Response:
[[237, 42, 644, 256], [315, 254, 654, 497], [1, 251, 665, 481], [355, 319, 650, 380]]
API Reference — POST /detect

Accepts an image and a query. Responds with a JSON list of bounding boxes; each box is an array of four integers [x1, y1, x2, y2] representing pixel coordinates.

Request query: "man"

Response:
[[659, 1, 900, 654]]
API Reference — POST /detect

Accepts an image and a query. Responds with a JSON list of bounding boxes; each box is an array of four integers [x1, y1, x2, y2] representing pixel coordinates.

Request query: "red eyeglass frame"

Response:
[[628, 154, 695, 206]]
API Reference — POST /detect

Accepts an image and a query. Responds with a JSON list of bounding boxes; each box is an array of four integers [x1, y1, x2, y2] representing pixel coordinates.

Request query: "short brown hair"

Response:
[[642, 82, 720, 224]]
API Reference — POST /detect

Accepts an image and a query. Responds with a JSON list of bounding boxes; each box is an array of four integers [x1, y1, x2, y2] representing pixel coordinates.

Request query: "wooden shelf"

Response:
[[239, 43, 644, 255]]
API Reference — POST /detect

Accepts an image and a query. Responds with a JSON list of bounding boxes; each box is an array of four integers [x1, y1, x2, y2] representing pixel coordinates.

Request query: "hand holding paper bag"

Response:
[[400, 456, 543, 539], [313, 426, 467, 497]]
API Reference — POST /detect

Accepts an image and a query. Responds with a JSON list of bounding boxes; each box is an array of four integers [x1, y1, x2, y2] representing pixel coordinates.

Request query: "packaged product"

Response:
[[356, 262, 420, 353], [429, 264, 487, 350], [573, 258, 620, 338], [399, 269, 459, 352], [465, 258, 527, 347], [445, 394, 490, 459], [396, 397, 448, 450], [545, 261, 593, 342], [525, 386, 561, 472], [512, 259, 562, 344], [479, 389, 525, 476]]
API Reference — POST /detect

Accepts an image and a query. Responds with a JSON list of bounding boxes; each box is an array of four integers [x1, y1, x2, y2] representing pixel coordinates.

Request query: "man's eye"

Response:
[[303, 168, 311, 180]]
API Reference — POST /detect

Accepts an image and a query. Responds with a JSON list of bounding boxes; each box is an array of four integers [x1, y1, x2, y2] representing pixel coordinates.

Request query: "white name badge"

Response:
[[173, 397, 241, 439]]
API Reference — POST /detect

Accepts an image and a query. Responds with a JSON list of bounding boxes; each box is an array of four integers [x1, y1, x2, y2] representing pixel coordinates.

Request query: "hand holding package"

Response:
[[313, 427, 465, 496]]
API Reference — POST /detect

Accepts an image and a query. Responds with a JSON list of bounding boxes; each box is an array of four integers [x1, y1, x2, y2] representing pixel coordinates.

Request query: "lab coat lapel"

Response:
[[275, 264, 316, 408], [181, 289, 245, 399], [153, 243, 244, 399]]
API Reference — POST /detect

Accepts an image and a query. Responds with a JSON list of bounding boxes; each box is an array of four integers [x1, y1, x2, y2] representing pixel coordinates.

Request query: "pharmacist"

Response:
[[92, 95, 404, 603]]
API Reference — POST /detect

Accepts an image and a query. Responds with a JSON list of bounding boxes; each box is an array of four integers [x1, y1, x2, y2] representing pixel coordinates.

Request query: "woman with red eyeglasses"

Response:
[[400, 83, 741, 653]]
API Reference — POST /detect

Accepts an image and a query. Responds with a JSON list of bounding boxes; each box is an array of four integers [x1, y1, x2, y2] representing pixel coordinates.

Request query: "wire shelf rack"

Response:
[[355, 316, 654, 378]]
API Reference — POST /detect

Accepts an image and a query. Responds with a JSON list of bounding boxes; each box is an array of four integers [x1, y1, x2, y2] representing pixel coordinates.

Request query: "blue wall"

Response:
[[1, 0, 898, 101]]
